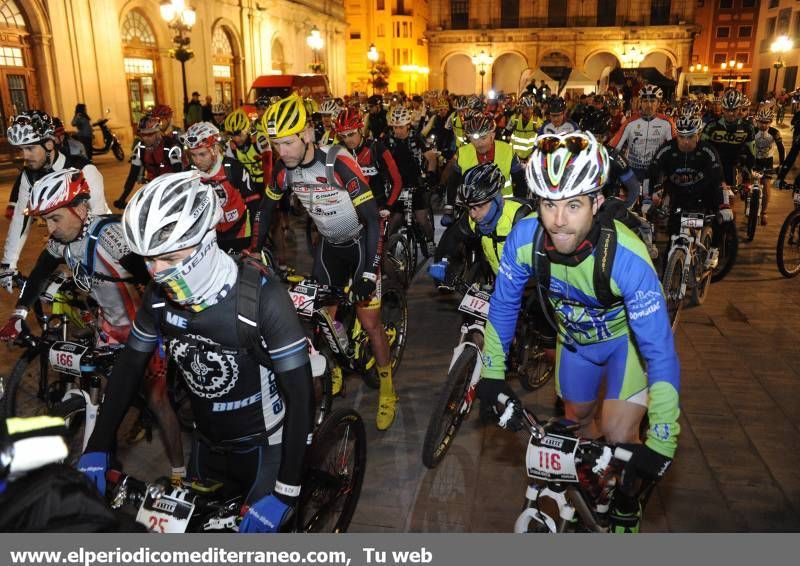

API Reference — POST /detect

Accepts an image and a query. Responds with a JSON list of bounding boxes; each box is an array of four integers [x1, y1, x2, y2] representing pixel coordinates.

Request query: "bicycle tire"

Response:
[[297, 408, 366, 533], [511, 321, 554, 392], [4, 347, 61, 418], [662, 248, 686, 330], [777, 209, 800, 278], [381, 281, 408, 373], [422, 345, 479, 469], [384, 232, 413, 288], [745, 191, 759, 242], [112, 143, 125, 162], [49, 394, 88, 465], [711, 221, 738, 282], [691, 228, 714, 306]]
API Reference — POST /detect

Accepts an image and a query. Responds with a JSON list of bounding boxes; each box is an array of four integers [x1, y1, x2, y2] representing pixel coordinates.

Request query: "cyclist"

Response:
[[260, 94, 398, 430], [52, 117, 88, 159], [223, 108, 270, 207], [702, 89, 755, 191], [384, 106, 439, 255], [113, 115, 185, 209], [422, 97, 455, 160], [0, 168, 185, 481], [211, 103, 228, 129], [181, 121, 256, 253], [151, 104, 180, 141], [254, 96, 271, 122], [504, 95, 541, 163], [317, 99, 341, 145], [77, 171, 314, 533], [752, 107, 785, 226], [477, 132, 680, 533], [335, 107, 403, 215], [610, 85, 675, 188], [0, 111, 109, 293], [365, 95, 388, 140], [445, 95, 470, 150], [539, 96, 578, 135]]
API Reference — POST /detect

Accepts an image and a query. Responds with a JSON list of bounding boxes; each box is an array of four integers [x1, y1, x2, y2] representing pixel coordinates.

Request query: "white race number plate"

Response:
[[680, 214, 704, 229], [525, 434, 580, 482], [458, 287, 491, 320], [48, 341, 88, 376], [136, 490, 195, 533], [289, 282, 318, 318], [793, 192, 800, 206]]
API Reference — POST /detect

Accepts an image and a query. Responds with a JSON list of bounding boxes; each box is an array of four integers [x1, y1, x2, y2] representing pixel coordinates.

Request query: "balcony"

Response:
[[443, 14, 689, 31]]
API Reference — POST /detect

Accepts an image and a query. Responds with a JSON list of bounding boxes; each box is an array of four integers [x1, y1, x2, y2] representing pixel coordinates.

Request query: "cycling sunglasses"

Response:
[[184, 134, 216, 146], [535, 134, 590, 154]]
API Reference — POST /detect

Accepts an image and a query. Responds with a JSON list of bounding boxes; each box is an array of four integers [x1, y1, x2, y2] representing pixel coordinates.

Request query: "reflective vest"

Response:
[[457, 141, 514, 195], [467, 198, 531, 274], [508, 114, 540, 160], [232, 142, 264, 186], [453, 115, 467, 147]]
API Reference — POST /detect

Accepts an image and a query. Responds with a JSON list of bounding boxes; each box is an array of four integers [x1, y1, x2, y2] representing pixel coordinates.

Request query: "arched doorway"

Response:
[[121, 10, 161, 127], [640, 51, 673, 77], [491, 53, 527, 95], [0, 0, 39, 132], [444, 54, 475, 95], [211, 25, 240, 109], [584, 52, 620, 93], [271, 38, 286, 74]]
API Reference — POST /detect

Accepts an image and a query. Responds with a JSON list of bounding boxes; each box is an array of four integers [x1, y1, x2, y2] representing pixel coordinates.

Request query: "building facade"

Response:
[[427, 0, 698, 95], [751, 0, 800, 102], [344, 0, 430, 94], [1, 0, 347, 145]]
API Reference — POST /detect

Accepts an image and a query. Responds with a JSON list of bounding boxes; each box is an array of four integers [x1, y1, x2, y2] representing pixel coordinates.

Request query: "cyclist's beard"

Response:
[[152, 231, 237, 312]]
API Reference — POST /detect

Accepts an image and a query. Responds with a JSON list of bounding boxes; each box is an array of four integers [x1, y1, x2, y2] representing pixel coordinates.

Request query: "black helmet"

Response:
[[457, 163, 504, 207], [547, 96, 566, 113], [367, 94, 383, 106], [464, 114, 496, 139], [255, 96, 270, 109], [579, 110, 611, 138]]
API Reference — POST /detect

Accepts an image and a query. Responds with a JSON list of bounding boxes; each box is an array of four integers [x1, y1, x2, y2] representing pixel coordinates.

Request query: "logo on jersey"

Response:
[[170, 334, 238, 399], [629, 289, 663, 321]]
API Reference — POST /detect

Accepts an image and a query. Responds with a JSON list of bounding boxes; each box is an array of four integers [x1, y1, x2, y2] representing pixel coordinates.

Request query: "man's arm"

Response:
[[374, 141, 403, 207], [17, 247, 64, 309], [1, 174, 33, 268], [333, 153, 381, 274], [509, 155, 527, 198], [82, 164, 110, 215], [772, 127, 786, 164]]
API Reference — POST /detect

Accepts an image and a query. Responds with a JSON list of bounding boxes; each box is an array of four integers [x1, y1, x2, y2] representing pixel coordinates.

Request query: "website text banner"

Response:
[[0, 534, 790, 566]]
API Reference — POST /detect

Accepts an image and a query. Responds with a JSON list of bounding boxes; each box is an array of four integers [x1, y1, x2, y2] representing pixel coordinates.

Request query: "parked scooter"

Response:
[[91, 118, 125, 161]]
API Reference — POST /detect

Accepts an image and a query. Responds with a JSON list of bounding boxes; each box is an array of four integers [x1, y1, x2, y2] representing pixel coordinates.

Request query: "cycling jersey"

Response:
[[481, 215, 680, 457], [538, 119, 579, 135], [647, 139, 724, 214], [2, 152, 110, 271], [445, 113, 467, 148], [365, 109, 388, 140], [198, 156, 254, 251], [610, 114, 675, 173], [504, 113, 541, 160], [118, 137, 185, 204], [754, 126, 785, 163], [340, 139, 402, 209], [702, 117, 755, 185], [384, 131, 434, 188], [224, 130, 271, 188]]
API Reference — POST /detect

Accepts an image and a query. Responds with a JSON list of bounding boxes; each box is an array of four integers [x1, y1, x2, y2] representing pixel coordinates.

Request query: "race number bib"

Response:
[[458, 287, 491, 321], [288, 282, 318, 318], [136, 489, 195, 533], [48, 342, 88, 376], [680, 214, 704, 229], [793, 191, 800, 206], [525, 434, 579, 482]]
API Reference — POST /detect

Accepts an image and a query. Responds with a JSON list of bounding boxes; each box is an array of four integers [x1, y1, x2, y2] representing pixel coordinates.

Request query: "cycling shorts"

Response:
[[189, 437, 281, 505], [555, 332, 648, 406], [313, 236, 381, 309]]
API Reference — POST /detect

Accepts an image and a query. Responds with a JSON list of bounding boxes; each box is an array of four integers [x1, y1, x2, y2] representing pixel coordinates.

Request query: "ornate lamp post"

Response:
[[160, 0, 196, 113], [367, 43, 379, 95], [307, 25, 324, 73], [771, 35, 794, 96], [471, 50, 494, 96], [721, 60, 743, 89]]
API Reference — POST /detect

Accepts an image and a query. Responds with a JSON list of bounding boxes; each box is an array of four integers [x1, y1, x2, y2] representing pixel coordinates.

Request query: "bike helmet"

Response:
[[579, 109, 611, 138], [122, 170, 222, 257], [319, 99, 341, 116], [452, 95, 469, 111], [547, 97, 566, 113], [387, 106, 412, 127], [26, 168, 91, 216], [264, 93, 308, 138], [675, 114, 704, 136], [181, 122, 221, 149], [679, 101, 702, 118], [255, 96, 271, 109], [755, 107, 774, 122], [211, 103, 228, 116], [467, 95, 483, 111], [433, 97, 450, 110], [456, 163, 504, 207], [151, 105, 173, 121], [137, 115, 162, 135], [720, 89, 744, 110], [51, 117, 65, 138], [367, 95, 383, 107], [525, 132, 610, 200], [639, 85, 664, 100], [464, 114, 496, 139], [6, 110, 55, 146], [518, 95, 536, 108], [223, 108, 251, 135], [334, 107, 364, 133]]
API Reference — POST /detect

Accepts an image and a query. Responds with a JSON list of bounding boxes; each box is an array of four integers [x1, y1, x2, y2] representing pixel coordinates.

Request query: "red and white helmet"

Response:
[[181, 122, 221, 149], [26, 168, 91, 216], [525, 132, 610, 200]]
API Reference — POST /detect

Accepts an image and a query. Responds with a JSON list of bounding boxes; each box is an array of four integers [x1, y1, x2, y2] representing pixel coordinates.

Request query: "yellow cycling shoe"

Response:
[[376, 392, 398, 431], [331, 365, 343, 397]]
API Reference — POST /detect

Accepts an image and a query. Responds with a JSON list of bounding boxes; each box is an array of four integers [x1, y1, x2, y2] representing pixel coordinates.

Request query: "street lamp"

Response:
[[471, 50, 494, 96], [771, 35, 794, 97], [721, 60, 743, 89], [306, 25, 324, 73], [620, 44, 645, 68], [160, 0, 196, 115], [367, 43, 379, 94]]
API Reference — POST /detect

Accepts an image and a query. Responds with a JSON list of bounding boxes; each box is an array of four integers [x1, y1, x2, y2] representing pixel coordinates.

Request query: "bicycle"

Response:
[[493, 394, 653, 533], [741, 170, 765, 242], [776, 183, 800, 278], [385, 186, 435, 287], [105, 407, 366, 533], [421, 279, 553, 469], [287, 275, 408, 390], [661, 210, 718, 329]]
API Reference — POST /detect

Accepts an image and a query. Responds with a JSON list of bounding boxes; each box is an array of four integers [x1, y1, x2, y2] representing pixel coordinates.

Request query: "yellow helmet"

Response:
[[263, 93, 307, 139], [223, 108, 251, 135]]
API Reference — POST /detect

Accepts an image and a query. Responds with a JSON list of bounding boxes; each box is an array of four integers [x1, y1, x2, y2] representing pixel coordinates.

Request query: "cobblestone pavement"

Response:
[[1, 137, 799, 531]]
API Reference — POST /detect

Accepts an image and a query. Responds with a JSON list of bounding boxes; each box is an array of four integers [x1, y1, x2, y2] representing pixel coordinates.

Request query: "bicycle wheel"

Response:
[[777, 209, 800, 278], [49, 394, 87, 465], [381, 281, 408, 373], [691, 228, 714, 306], [662, 248, 686, 330], [384, 232, 413, 288], [510, 321, 554, 392], [422, 344, 479, 469], [745, 191, 759, 242], [112, 143, 125, 162], [711, 221, 738, 282], [4, 347, 66, 418], [296, 408, 366, 533]]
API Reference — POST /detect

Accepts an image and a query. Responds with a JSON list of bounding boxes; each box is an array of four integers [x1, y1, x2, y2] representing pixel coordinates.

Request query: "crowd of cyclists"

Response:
[[0, 76, 797, 533]]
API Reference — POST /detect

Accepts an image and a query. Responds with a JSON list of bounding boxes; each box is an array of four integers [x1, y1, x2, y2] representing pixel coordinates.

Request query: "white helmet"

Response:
[[181, 122, 221, 149], [26, 168, 91, 216], [7, 111, 55, 146], [122, 170, 221, 257], [525, 132, 610, 200], [319, 99, 341, 116], [387, 106, 412, 127]]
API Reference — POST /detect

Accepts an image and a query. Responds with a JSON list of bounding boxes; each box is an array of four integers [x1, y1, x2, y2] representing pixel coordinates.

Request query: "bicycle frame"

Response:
[[664, 212, 715, 300]]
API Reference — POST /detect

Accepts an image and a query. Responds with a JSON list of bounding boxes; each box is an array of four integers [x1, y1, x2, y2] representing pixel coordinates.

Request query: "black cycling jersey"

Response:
[[383, 132, 427, 187], [702, 117, 755, 185], [647, 139, 724, 213]]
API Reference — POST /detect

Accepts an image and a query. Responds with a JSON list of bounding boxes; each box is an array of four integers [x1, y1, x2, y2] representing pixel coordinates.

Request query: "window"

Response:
[[713, 53, 728, 65], [716, 26, 730, 38], [735, 53, 749, 65], [212, 65, 231, 78], [121, 10, 156, 47], [0, 0, 26, 28], [548, 0, 567, 27], [768, 0, 778, 8], [597, 0, 617, 27], [779, 8, 792, 34], [451, 0, 468, 29], [7, 74, 28, 113], [795, 12, 800, 38], [123, 57, 154, 74], [377, 24, 385, 37], [784, 66, 798, 91], [742, 0, 755, 7], [651, 0, 671, 25], [377, 0, 385, 10], [738, 25, 752, 38], [350, 32, 361, 39], [766, 17, 776, 37], [211, 27, 233, 57], [719, 0, 732, 9], [0, 46, 23, 67], [501, 0, 520, 28]]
